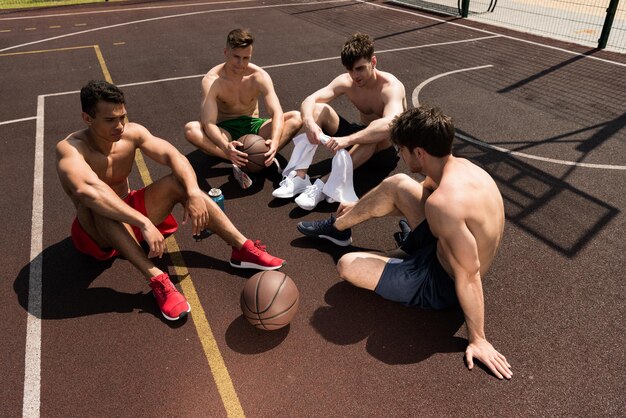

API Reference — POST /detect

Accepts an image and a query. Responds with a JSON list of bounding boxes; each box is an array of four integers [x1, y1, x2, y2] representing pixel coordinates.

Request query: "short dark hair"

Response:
[[390, 106, 455, 157], [341, 33, 374, 70], [226, 28, 254, 49], [80, 80, 125, 118]]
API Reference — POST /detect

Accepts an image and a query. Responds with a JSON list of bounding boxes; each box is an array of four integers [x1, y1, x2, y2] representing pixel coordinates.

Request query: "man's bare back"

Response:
[[427, 157, 505, 280]]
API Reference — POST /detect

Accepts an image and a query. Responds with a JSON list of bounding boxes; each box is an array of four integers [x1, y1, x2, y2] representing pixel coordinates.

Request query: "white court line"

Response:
[[0, 116, 36, 126], [412, 66, 626, 170], [42, 36, 499, 98], [457, 133, 626, 170], [412, 64, 494, 106], [358, 0, 626, 68], [0, 0, 349, 53], [23, 95, 44, 418], [0, 0, 253, 21]]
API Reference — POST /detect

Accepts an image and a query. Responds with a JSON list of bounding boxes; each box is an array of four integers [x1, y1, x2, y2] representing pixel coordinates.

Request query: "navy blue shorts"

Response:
[[375, 220, 458, 310]]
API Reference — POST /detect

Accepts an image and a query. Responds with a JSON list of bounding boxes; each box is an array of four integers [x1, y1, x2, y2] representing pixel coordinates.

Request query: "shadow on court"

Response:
[[456, 136, 620, 257], [311, 281, 466, 365], [12, 238, 232, 322]]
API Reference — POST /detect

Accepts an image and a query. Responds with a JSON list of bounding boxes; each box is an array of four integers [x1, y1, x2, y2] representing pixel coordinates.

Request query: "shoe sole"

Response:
[[295, 200, 319, 211], [229, 260, 285, 271], [272, 185, 310, 199], [161, 302, 191, 321], [296, 224, 352, 246], [272, 189, 304, 199]]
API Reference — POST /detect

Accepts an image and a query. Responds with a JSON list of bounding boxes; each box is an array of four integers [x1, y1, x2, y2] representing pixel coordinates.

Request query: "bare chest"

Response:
[[217, 79, 260, 116], [85, 146, 135, 188], [346, 89, 385, 122]]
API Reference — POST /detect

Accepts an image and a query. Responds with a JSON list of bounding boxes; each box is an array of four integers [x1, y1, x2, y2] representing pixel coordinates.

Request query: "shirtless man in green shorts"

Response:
[[184, 28, 302, 189]]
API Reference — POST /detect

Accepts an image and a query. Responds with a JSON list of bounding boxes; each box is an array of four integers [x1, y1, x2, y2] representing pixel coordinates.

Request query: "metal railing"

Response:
[[390, 0, 625, 53]]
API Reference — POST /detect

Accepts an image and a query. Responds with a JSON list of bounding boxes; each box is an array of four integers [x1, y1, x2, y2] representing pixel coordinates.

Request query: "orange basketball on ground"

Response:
[[237, 134, 270, 173], [240, 271, 299, 331]]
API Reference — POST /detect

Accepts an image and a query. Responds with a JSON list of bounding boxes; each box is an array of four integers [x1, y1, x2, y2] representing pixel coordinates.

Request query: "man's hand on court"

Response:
[[465, 339, 512, 380]]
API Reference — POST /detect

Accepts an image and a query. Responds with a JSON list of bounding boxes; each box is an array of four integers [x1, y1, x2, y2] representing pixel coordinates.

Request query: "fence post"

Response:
[[599, 0, 620, 49], [460, 0, 470, 18]]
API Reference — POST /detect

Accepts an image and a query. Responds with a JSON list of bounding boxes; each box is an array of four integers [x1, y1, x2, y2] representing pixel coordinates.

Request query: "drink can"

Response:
[[208, 188, 225, 211]]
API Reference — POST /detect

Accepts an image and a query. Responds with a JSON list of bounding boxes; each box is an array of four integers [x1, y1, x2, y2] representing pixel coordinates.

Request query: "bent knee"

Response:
[[285, 110, 302, 123], [383, 173, 413, 188], [184, 121, 202, 142], [337, 253, 358, 281]]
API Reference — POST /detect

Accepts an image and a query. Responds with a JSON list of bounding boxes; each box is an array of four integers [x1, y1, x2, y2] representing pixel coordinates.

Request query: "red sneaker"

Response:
[[149, 273, 191, 321], [230, 239, 285, 271]]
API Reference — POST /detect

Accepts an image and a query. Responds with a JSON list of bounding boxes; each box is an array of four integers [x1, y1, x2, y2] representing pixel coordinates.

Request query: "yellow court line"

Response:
[[96, 47, 245, 418], [0, 45, 93, 57]]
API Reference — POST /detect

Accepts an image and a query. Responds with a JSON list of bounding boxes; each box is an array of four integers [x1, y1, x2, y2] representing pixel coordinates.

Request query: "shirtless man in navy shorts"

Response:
[[297, 106, 512, 379]]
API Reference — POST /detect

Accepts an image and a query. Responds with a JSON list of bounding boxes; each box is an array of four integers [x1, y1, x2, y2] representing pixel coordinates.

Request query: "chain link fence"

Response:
[[390, 0, 626, 53]]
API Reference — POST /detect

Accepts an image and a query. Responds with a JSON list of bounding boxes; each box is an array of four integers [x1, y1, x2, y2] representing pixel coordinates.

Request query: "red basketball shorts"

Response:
[[70, 188, 178, 260]]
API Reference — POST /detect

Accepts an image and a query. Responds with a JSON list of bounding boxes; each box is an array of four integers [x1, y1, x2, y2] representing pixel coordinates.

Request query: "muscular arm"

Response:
[[427, 198, 512, 379], [333, 79, 406, 148], [200, 75, 232, 154], [301, 75, 346, 144], [257, 70, 284, 164], [133, 124, 210, 235]]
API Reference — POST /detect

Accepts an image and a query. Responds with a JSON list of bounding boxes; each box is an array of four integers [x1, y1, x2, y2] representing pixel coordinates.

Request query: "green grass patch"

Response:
[[0, 0, 111, 10]]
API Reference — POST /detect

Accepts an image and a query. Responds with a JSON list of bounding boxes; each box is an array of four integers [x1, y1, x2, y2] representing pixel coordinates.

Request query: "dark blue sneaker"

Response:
[[393, 219, 411, 247], [297, 215, 352, 246]]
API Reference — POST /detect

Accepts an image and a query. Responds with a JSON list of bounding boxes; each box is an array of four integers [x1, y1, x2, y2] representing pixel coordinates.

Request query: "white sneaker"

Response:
[[295, 179, 326, 210], [232, 165, 253, 189], [272, 172, 312, 198]]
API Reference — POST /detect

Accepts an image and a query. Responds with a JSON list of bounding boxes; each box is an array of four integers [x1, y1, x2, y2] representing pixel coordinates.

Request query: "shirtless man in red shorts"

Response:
[[56, 80, 285, 322]]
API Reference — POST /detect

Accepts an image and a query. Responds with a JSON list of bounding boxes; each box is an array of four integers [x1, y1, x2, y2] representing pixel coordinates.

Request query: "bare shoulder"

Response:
[[248, 63, 272, 82], [56, 130, 86, 155], [329, 72, 354, 93], [426, 187, 463, 218], [378, 70, 405, 92], [335, 72, 354, 86], [123, 122, 151, 142], [202, 65, 224, 90]]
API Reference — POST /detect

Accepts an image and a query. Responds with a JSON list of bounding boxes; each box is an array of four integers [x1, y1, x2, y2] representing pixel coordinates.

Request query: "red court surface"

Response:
[[1, 1, 625, 416]]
